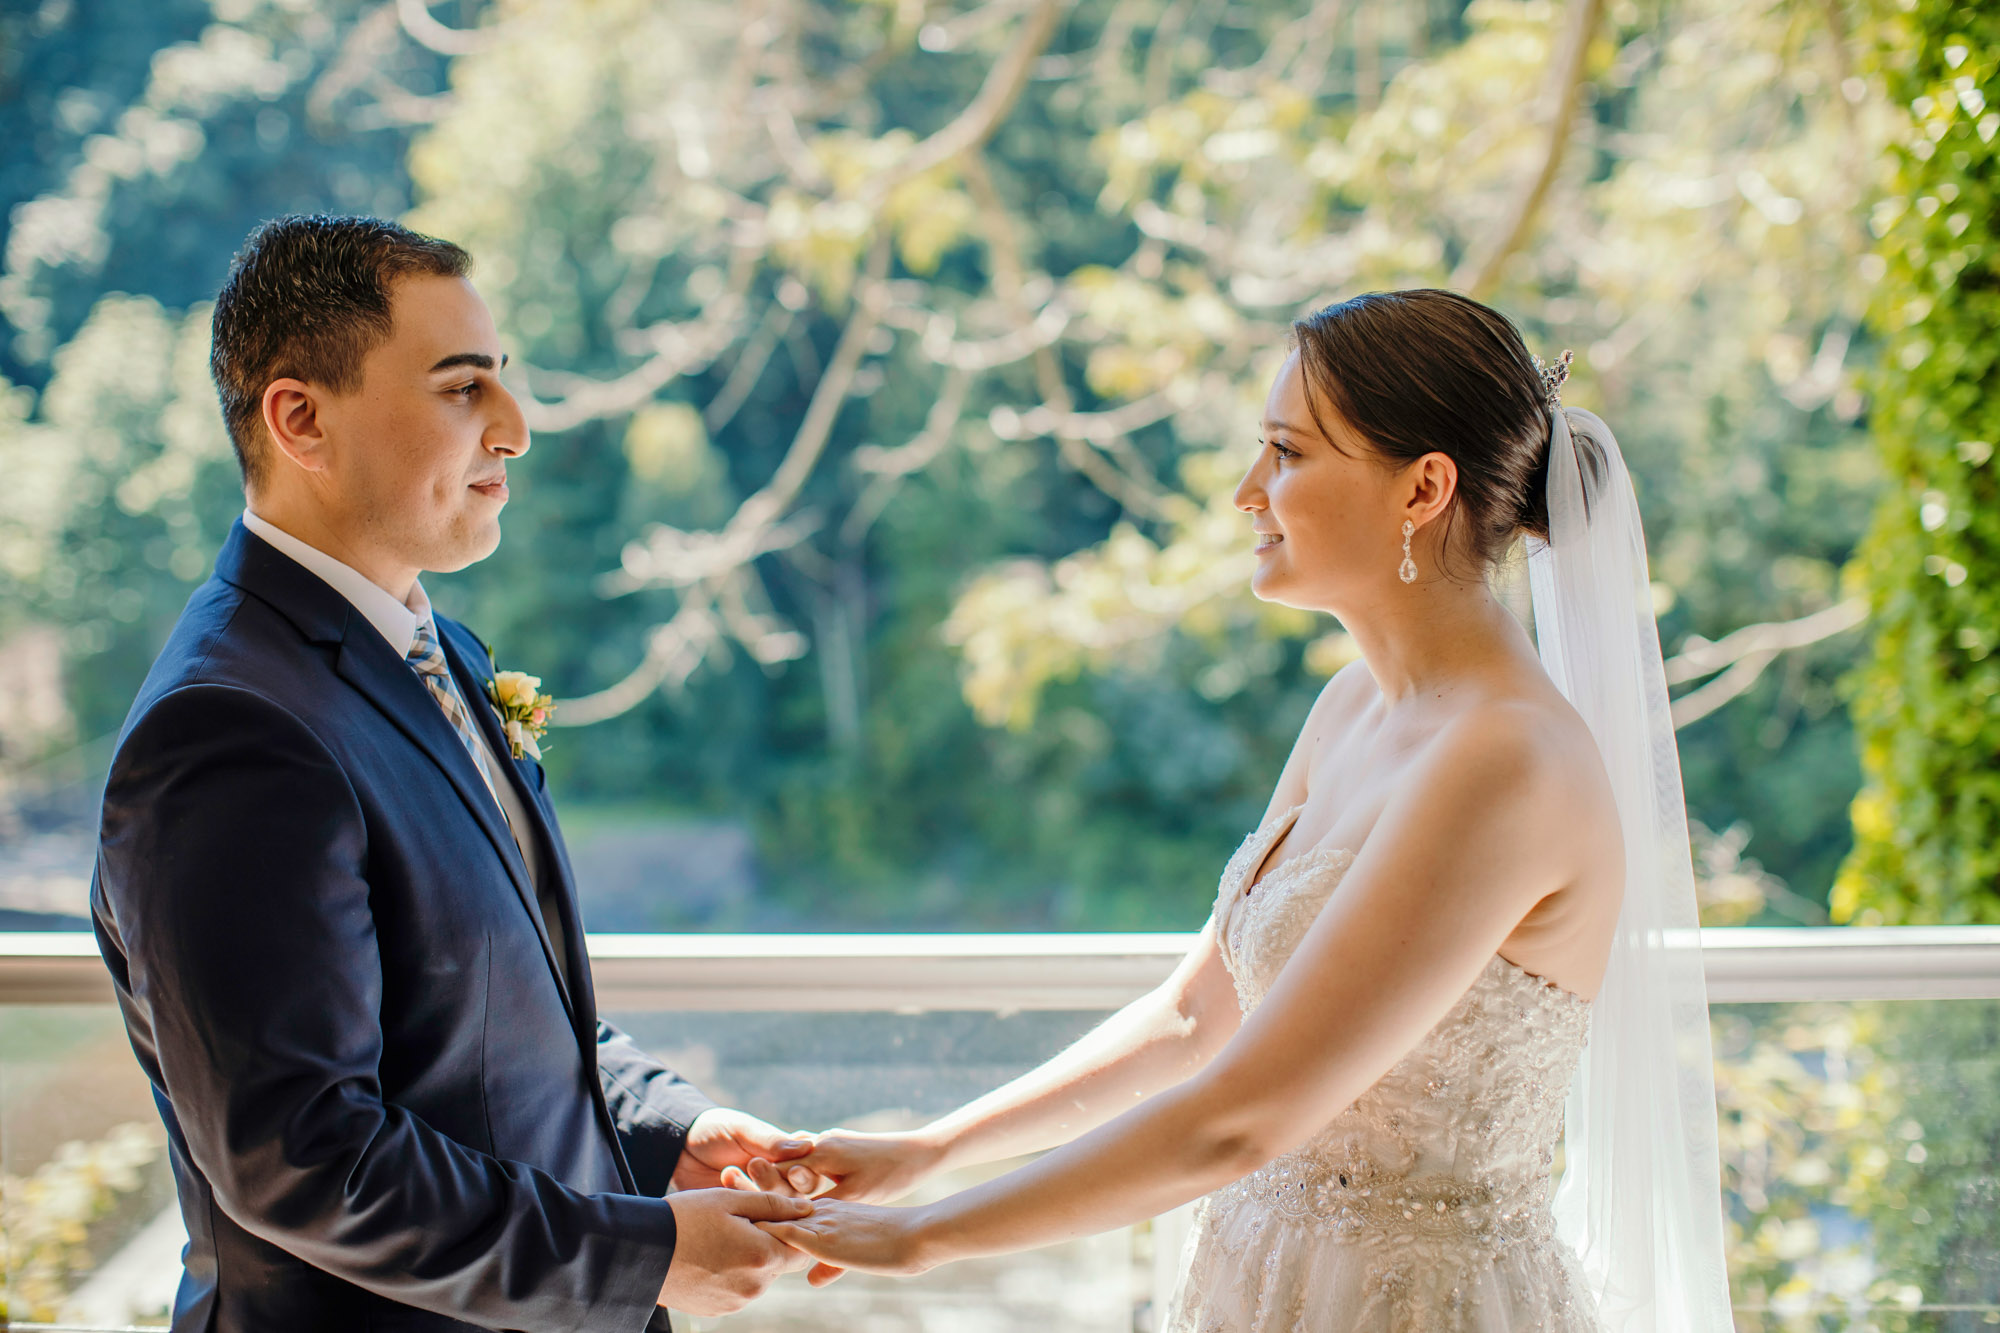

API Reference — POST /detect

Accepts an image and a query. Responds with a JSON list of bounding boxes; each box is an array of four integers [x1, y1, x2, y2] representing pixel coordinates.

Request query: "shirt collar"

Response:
[[241, 509, 430, 658]]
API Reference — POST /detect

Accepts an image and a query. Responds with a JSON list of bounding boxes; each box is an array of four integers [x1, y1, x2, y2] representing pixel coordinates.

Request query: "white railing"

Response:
[[4, 925, 1998, 1333], [6, 926, 2000, 1008]]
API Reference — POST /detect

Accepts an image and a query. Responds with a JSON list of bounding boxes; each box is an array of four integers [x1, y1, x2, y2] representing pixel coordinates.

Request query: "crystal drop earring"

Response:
[[1398, 520, 1418, 584]]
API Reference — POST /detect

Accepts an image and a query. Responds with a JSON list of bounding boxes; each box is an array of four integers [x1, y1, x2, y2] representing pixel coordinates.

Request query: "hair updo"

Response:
[[1289, 289, 1557, 576]]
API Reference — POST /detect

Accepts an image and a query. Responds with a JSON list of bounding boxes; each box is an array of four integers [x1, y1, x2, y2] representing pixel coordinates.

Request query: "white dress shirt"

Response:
[[242, 511, 570, 989]]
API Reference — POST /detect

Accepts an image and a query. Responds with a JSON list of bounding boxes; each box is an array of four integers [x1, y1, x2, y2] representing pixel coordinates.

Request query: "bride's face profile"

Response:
[[1235, 351, 1416, 613]]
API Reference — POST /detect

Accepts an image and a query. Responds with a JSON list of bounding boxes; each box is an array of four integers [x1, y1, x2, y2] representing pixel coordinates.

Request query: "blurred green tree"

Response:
[[1834, 1, 2000, 930], [0, 0, 1895, 932], [0, 0, 444, 747], [0, 0, 1991, 1317], [390, 0, 1894, 927], [1828, 0, 2000, 1322]]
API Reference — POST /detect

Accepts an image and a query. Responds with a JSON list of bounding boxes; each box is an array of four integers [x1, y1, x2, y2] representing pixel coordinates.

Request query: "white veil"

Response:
[[1526, 401, 1734, 1329]]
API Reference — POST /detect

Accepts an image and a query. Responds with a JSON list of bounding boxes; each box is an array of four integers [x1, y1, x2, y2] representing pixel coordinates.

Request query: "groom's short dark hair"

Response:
[[210, 214, 470, 490]]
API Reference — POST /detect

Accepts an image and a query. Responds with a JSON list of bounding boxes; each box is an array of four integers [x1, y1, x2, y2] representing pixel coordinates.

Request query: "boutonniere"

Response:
[[484, 658, 556, 761]]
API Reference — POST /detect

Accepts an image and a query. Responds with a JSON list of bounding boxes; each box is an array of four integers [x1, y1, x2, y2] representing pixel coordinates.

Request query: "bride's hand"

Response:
[[755, 1198, 936, 1280], [784, 1127, 950, 1203]]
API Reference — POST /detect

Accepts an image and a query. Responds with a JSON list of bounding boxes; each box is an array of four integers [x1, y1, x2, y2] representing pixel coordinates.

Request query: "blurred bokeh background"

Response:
[[3, 0, 1996, 1325], [0, 0, 1946, 935]]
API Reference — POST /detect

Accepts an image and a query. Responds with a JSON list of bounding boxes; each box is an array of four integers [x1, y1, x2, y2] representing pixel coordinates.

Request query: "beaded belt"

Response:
[[1210, 1153, 1559, 1250]]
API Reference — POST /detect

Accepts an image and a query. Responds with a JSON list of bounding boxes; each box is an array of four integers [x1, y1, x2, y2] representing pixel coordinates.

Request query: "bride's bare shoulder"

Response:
[[1429, 691, 1604, 809], [1427, 690, 1621, 868]]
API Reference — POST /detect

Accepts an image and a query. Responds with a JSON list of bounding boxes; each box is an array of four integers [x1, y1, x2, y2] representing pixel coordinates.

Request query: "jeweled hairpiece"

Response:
[[1533, 348, 1574, 409]]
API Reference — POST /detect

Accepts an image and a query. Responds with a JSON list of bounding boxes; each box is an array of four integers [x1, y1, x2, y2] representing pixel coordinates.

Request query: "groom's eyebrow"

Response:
[[429, 352, 508, 373]]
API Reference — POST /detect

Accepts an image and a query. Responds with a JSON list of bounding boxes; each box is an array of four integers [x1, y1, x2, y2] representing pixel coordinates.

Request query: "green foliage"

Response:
[[1713, 999, 2000, 1329], [1823, 6, 2000, 1325], [1860, 1000, 2000, 1328], [0, 0, 440, 748], [0, 1122, 164, 1322], [1835, 0, 2000, 927], [0, 0, 434, 379], [0, 297, 240, 730], [1713, 1002, 1903, 1321], [0, 0, 1994, 1318], [0, 0, 1900, 935]]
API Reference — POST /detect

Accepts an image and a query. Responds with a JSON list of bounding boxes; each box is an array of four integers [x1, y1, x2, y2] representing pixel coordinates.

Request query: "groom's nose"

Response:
[[485, 380, 531, 459]]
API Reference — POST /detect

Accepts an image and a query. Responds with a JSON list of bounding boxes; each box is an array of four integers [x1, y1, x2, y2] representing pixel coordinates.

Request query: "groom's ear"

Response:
[[260, 377, 332, 480]]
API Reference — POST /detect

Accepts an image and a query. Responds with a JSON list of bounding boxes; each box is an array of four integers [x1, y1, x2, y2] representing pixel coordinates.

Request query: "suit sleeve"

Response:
[[97, 684, 677, 1333], [596, 1022, 720, 1197]]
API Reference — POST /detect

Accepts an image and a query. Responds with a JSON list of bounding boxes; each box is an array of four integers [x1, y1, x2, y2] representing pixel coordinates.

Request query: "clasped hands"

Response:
[[658, 1107, 945, 1316]]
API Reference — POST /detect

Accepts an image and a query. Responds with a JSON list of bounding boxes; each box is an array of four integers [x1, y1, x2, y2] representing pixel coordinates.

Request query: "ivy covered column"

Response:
[[1836, 0, 2000, 926]]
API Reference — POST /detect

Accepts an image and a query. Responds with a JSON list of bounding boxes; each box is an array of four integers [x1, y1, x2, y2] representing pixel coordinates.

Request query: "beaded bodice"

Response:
[[1168, 804, 1600, 1320], [1183, 804, 1597, 1327]]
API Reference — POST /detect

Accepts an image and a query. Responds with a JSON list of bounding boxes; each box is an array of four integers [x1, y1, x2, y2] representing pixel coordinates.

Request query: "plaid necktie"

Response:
[[406, 620, 503, 809]]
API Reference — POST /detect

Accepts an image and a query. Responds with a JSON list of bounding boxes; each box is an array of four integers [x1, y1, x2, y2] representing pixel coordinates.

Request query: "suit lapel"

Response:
[[439, 632, 637, 1190], [212, 522, 633, 1180], [438, 629, 595, 1027], [219, 517, 580, 1020], [330, 630, 522, 878], [322, 620, 575, 1027]]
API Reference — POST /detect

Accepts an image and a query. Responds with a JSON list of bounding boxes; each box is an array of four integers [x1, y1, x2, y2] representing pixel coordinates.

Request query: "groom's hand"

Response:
[[674, 1107, 831, 1196], [658, 1189, 815, 1316]]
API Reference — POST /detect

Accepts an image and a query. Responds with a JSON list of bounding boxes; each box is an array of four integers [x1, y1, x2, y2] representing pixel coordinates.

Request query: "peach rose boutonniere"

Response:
[[484, 666, 555, 761]]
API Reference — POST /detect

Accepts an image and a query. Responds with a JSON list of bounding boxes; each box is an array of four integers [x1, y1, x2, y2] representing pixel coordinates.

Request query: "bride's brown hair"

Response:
[[1290, 289, 1555, 577]]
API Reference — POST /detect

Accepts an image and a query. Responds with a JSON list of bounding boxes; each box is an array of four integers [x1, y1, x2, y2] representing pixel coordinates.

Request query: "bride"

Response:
[[735, 289, 1733, 1329]]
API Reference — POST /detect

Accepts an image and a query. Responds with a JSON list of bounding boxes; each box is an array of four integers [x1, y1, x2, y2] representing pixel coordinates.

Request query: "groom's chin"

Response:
[[426, 519, 506, 574]]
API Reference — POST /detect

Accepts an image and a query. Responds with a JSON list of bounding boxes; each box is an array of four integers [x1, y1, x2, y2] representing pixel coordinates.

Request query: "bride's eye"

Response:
[[1263, 436, 1299, 460]]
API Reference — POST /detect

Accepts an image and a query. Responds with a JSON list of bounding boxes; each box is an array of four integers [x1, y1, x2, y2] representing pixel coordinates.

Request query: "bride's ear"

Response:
[[1402, 451, 1459, 529]]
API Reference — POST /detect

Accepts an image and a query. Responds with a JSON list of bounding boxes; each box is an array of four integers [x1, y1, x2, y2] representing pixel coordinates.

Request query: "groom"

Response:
[[91, 214, 820, 1332]]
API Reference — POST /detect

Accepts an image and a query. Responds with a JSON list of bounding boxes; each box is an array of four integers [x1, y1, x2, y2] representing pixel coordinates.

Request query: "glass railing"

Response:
[[4, 928, 1997, 1330]]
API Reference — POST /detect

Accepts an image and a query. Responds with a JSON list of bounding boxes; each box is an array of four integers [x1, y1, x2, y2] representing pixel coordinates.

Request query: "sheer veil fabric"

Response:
[[1527, 406, 1734, 1329]]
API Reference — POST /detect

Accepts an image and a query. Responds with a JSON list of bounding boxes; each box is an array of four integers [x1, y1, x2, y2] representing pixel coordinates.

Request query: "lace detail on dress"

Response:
[[1166, 805, 1601, 1332]]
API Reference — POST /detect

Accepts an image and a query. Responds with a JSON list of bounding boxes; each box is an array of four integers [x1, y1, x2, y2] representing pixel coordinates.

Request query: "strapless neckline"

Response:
[[1172, 804, 1604, 1331], [1236, 802, 1591, 1011]]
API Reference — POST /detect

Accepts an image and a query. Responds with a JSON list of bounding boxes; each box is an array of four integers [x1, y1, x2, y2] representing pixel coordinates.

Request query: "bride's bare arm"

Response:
[[793, 928, 1242, 1201], [781, 666, 1368, 1205], [761, 703, 1592, 1273]]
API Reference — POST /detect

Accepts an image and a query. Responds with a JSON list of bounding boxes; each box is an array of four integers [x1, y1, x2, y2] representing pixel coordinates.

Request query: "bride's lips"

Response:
[[1254, 532, 1283, 555]]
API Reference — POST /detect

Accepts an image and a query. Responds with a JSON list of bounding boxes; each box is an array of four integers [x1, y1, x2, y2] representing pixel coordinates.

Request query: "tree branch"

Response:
[[1450, 0, 1603, 298], [855, 0, 1067, 204], [553, 595, 720, 727], [1202, 0, 1352, 97], [841, 364, 973, 546], [886, 299, 1073, 370], [703, 305, 795, 433], [962, 149, 1173, 518], [518, 300, 749, 433], [396, 0, 494, 56], [1666, 598, 1867, 728], [1665, 598, 1868, 685], [608, 235, 894, 594], [991, 391, 1180, 445]]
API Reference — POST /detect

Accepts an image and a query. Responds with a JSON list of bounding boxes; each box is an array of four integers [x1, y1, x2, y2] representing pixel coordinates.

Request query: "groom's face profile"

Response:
[[261, 273, 528, 580]]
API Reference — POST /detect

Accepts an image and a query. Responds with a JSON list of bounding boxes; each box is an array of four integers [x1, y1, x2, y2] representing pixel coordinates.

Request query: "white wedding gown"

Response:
[[1163, 804, 1603, 1332]]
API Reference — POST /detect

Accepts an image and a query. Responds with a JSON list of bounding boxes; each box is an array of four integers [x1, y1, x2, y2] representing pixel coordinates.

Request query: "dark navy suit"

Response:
[[92, 521, 716, 1332]]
